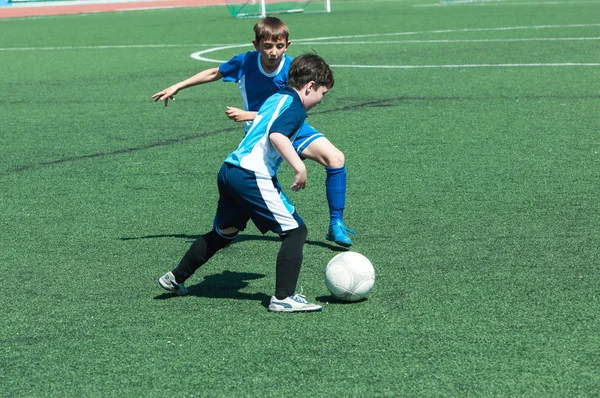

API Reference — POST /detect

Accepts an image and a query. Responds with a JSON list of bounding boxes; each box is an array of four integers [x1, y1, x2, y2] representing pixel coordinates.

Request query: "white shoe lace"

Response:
[[291, 292, 309, 304]]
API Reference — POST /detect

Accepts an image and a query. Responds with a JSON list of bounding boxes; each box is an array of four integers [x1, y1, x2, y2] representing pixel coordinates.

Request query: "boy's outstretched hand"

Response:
[[152, 86, 179, 107], [226, 107, 258, 122]]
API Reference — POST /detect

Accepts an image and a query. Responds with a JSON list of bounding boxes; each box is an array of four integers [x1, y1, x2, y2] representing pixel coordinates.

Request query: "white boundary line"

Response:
[[330, 63, 600, 68], [2, 23, 600, 69], [4, 35, 600, 51], [296, 37, 600, 45], [0, 43, 223, 51], [187, 24, 600, 68]]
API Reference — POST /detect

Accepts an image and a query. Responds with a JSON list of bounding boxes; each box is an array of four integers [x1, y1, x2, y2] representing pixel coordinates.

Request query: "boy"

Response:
[[152, 17, 356, 247], [158, 53, 334, 312]]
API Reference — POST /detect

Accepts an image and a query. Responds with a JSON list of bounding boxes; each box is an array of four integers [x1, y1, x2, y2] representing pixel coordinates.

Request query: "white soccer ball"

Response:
[[325, 252, 375, 302]]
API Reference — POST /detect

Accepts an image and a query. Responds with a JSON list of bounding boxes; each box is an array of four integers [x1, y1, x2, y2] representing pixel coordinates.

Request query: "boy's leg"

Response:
[[159, 229, 236, 295], [172, 229, 237, 282], [308, 141, 345, 223], [295, 125, 356, 247], [269, 224, 320, 312], [274, 224, 308, 299], [223, 166, 321, 312], [159, 163, 246, 296], [230, 170, 306, 299]]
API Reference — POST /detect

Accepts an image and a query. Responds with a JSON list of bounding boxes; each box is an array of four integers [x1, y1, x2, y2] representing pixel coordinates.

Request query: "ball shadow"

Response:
[[316, 295, 369, 304]]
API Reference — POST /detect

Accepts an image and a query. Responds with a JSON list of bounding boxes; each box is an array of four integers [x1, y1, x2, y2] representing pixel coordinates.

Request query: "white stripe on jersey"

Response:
[[238, 75, 252, 131], [238, 74, 250, 112], [266, 95, 288, 134], [239, 95, 291, 176], [255, 175, 299, 232]]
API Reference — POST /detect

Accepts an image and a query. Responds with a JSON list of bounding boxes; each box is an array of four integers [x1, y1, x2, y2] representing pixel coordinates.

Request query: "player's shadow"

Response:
[[154, 270, 271, 306], [315, 295, 369, 304], [121, 233, 347, 252]]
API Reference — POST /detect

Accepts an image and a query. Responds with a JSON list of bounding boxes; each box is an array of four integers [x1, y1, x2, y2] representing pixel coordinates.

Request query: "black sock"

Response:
[[274, 225, 308, 299], [172, 230, 235, 283]]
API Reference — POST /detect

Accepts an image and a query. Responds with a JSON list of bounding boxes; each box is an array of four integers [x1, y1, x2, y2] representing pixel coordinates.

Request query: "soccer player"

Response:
[[152, 17, 356, 247], [158, 53, 334, 312]]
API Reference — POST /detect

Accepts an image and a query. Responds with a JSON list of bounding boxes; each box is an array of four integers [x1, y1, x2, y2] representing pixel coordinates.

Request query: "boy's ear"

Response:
[[285, 41, 291, 50], [252, 40, 259, 50], [304, 81, 316, 94]]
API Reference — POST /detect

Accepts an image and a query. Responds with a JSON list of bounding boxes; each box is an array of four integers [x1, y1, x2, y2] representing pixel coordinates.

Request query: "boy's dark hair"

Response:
[[253, 16, 290, 43], [288, 53, 334, 90]]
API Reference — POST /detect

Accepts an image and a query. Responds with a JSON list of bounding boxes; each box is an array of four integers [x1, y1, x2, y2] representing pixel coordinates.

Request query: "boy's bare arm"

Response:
[[225, 107, 258, 122], [269, 132, 306, 192], [152, 67, 223, 107]]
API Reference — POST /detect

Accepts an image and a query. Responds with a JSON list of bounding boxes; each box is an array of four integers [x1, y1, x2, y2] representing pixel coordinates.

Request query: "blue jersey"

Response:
[[225, 86, 306, 178], [219, 52, 324, 155], [219, 51, 291, 113]]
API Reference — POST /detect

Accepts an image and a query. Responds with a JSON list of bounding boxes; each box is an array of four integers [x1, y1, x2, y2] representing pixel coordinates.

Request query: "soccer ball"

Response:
[[325, 252, 375, 302]]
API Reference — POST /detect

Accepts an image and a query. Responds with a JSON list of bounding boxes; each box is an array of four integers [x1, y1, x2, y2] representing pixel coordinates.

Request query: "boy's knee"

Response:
[[281, 224, 308, 242], [301, 141, 345, 168], [329, 150, 345, 168], [207, 229, 236, 252], [321, 148, 345, 168], [218, 226, 239, 237]]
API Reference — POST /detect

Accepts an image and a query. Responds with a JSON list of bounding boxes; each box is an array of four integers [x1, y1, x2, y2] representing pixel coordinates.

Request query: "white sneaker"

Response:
[[268, 293, 322, 312], [158, 272, 188, 296]]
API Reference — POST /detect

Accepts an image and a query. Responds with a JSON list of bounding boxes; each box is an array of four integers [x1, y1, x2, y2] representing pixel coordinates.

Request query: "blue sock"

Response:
[[325, 166, 347, 226]]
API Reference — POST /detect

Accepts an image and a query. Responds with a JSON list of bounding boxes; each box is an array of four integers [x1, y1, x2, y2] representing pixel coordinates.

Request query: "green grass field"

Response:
[[1, 0, 599, 396]]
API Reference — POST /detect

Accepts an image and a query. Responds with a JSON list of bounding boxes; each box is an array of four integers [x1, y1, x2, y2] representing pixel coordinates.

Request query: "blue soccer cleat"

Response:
[[325, 220, 356, 248]]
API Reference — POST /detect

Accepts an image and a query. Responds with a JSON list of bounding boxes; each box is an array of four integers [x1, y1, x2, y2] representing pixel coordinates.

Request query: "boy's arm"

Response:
[[152, 67, 223, 107], [269, 132, 306, 192], [225, 107, 258, 122]]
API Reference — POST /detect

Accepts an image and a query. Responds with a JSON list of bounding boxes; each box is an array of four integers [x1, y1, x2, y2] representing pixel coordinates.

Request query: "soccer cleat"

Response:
[[268, 293, 323, 313], [158, 271, 188, 296], [325, 220, 356, 248]]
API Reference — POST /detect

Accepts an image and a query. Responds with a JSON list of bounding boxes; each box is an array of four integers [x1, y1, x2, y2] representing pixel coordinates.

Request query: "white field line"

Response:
[[2, 24, 600, 69], [330, 63, 600, 68], [3, 36, 600, 51], [290, 24, 600, 41], [0, 43, 231, 51], [298, 37, 600, 44], [2, 22, 600, 51]]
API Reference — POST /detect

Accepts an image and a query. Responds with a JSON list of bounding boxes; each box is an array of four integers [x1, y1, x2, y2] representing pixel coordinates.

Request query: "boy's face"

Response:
[[253, 37, 290, 70], [303, 84, 329, 111]]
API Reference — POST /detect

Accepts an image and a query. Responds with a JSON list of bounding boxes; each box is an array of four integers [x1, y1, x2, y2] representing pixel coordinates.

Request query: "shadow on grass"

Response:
[[122, 233, 347, 252], [154, 270, 271, 308], [315, 295, 369, 305]]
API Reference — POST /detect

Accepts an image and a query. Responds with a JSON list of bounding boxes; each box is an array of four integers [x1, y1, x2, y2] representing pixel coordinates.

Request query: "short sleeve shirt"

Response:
[[224, 86, 307, 177], [219, 51, 292, 112]]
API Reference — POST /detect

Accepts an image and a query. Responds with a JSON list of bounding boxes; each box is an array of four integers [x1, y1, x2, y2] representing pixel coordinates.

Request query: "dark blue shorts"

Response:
[[215, 163, 304, 235]]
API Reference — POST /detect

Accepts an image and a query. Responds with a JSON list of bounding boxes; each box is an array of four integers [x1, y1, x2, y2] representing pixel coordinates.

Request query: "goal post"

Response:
[[227, 0, 331, 18]]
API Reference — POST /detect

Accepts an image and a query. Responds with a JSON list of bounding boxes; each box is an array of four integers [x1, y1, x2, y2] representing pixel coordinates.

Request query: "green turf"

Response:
[[1, 0, 599, 396]]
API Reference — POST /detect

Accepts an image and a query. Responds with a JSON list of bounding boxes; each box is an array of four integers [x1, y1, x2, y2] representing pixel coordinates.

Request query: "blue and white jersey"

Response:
[[225, 87, 306, 178], [219, 51, 291, 114]]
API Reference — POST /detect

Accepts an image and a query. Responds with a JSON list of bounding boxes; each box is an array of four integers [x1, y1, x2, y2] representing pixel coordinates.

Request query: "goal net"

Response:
[[227, 0, 331, 18]]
